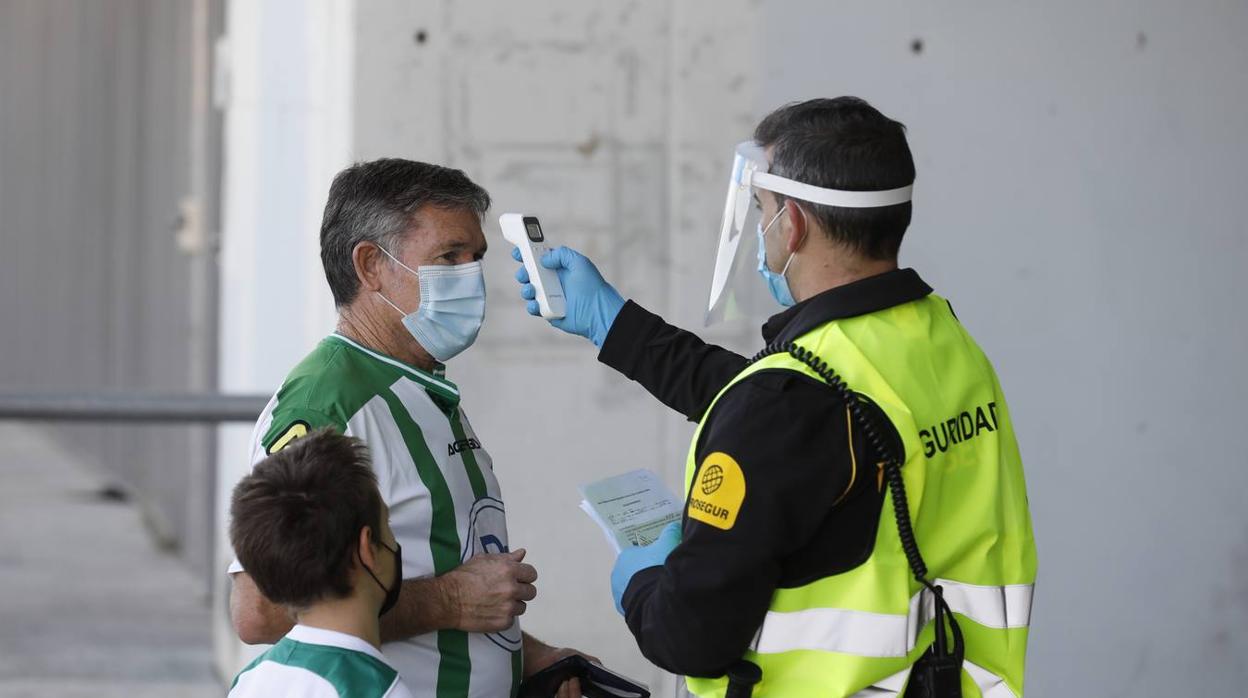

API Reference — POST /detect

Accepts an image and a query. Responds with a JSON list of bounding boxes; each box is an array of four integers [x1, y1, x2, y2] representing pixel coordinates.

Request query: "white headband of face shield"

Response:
[[736, 141, 913, 208]]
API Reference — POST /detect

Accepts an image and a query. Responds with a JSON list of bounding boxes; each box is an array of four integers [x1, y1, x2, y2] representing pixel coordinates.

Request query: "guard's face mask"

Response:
[[361, 538, 403, 618], [376, 245, 486, 362], [756, 206, 796, 307], [706, 140, 914, 323]]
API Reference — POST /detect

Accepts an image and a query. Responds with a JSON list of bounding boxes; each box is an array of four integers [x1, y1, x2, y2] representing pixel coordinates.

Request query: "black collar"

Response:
[[761, 268, 933, 345]]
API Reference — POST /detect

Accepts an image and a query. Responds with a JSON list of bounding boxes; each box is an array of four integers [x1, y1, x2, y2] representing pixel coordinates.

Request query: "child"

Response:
[[228, 429, 412, 698]]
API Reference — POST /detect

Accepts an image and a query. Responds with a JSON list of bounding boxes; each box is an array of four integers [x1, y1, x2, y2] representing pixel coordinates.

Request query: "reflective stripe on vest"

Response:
[[847, 661, 1018, 698], [755, 580, 1033, 658], [846, 666, 911, 697]]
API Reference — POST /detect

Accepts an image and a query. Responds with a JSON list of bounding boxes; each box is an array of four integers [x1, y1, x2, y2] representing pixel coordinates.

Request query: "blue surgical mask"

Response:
[[376, 247, 486, 362], [757, 208, 797, 307]]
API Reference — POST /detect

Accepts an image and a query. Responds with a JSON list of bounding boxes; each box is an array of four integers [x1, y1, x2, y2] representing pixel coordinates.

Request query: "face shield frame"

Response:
[[704, 141, 914, 325]]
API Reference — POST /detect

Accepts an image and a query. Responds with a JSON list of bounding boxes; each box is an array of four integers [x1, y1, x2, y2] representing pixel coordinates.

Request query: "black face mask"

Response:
[[361, 539, 403, 617]]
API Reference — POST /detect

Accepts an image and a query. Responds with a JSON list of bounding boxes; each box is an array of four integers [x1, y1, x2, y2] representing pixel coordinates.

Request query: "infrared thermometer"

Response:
[[500, 213, 566, 319]]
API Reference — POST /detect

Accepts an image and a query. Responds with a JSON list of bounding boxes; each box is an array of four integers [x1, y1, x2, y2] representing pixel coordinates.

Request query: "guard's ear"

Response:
[[353, 242, 389, 294], [784, 200, 810, 255]]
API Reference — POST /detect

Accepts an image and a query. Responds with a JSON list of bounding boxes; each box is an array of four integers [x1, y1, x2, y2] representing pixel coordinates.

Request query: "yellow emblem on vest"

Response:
[[267, 421, 309, 454], [687, 452, 746, 530]]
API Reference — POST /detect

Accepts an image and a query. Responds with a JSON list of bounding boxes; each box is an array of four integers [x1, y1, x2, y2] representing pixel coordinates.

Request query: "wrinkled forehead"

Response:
[[395, 205, 487, 251]]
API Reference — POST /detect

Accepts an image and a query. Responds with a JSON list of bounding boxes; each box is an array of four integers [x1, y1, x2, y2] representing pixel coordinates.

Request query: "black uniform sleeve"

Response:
[[619, 369, 859, 678], [597, 300, 749, 421]]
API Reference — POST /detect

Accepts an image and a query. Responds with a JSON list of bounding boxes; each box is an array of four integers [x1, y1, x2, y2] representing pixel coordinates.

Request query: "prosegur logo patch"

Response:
[[701, 464, 724, 495], [688, 452, 745, 530]]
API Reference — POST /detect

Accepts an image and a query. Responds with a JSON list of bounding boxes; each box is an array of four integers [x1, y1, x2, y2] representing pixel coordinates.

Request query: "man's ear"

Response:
[[353, 242, 387, 294], [357, 525, 378, 571], [784, 201, 810, 255]]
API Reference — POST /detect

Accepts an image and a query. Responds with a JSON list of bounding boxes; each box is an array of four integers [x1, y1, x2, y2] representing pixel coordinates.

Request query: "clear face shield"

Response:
[[704, 141, 914, 325]]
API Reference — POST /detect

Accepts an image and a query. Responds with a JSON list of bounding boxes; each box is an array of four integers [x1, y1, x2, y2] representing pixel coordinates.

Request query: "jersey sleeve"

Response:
[[619, 369, 857, 677], [258, 406, 345, 455]]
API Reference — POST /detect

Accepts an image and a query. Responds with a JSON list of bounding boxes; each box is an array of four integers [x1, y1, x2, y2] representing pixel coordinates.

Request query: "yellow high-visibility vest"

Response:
[[683, 294, 1037, 698]]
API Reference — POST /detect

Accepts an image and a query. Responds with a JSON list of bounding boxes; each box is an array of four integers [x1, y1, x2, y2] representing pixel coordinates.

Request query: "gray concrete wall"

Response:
[[759, 1, 1248, 694]]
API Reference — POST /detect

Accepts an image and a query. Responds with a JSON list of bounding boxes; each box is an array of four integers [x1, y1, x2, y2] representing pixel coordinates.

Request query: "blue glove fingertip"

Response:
[[510, 246, 522, 262], [520, 283, 536, 301], [526, 300, 541, 316]]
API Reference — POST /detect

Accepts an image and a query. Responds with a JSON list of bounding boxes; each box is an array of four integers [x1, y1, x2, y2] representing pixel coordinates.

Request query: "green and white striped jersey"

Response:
[[230, 625, 413, 698], [230, 333, 522, 698]]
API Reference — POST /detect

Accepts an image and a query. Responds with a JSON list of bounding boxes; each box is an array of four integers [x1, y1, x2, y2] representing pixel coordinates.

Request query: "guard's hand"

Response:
[[512, 246, 625, 347], [610, 521, 681, 615], [444, 549, 538, 633]]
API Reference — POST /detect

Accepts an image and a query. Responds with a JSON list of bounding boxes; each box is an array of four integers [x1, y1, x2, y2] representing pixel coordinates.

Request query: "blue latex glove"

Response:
[[610, 521, 681, 616], [511, 246, 625, 347]]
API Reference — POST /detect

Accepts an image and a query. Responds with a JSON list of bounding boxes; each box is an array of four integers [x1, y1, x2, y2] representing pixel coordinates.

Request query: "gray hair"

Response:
[[319, 158, 491, 306]]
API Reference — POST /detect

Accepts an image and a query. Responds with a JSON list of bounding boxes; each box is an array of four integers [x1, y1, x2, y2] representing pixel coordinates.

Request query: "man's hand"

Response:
[[380, 549, 538, 643], [523, 633, 602, 698], [445, 549, 538, 633]]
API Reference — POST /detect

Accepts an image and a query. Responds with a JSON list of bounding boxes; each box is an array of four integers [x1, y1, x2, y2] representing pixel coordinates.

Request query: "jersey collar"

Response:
[[285, 624, 395, 669], [329, 333, 461, 408], [761, 268, 933, 346]]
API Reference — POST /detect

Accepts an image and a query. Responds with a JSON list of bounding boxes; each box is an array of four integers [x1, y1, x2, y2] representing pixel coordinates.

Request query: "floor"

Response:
[[0, 424, 220, 697]]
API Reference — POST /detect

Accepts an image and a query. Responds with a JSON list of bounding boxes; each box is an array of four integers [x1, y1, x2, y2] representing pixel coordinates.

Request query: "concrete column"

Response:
[[211, 0, 355, 677]]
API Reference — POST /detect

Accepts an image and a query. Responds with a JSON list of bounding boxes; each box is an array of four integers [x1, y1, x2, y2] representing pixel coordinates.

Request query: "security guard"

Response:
[[511, 97, 1037, 697]]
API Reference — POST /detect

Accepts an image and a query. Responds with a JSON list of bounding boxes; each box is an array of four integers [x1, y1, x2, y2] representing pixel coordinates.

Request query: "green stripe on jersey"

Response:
[[449, 410, 488, 500], [451, 410, 521, 696], [379, 389, 472, 698], [233, 638, 397, 697], [450, 409, 522, 697], [510, 648, 524, 698]]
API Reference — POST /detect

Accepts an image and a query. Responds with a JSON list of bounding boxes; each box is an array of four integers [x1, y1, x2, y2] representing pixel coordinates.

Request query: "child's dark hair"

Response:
[[230, 429, 382, 608]]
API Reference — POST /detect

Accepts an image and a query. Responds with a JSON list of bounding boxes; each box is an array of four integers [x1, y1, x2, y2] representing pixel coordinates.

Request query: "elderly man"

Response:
[[229, 159, 590, 697]]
